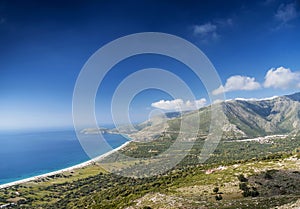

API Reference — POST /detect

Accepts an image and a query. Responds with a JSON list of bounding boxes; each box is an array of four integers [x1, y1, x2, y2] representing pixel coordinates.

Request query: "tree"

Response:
[[250, 189, 259, 197], [239, 183, 248, 191], [264, 171, 273, 179], [237, 174, 248, 182], [213, 187, 219, 194], [215, 194, 223, 201]]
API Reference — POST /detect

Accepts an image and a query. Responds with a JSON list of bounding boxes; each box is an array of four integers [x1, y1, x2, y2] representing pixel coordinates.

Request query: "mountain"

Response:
[[221, 93, 300, 138], [128, 92, 300, 141], [106, 111, 186, 141]]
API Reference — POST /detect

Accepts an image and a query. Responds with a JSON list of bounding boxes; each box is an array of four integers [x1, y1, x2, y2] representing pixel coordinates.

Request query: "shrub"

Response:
[[250, 189, 259, 197], [237, 174, 248, 182], [215, 194, 223, 201], [213, 187, 219, 194], [239, 183, 249, 191], [264, 170, 273, 179]]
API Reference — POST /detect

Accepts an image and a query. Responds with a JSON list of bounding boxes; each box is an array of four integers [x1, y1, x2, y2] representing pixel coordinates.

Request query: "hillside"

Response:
[[222, 93, 300, 138], [1, 136, 299, 208], [1, 92, 300, 208], [127, 92, 300, 141]]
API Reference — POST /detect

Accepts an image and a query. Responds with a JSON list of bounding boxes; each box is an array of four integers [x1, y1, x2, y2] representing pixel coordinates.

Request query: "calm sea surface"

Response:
[[0, 130, 129, 185]]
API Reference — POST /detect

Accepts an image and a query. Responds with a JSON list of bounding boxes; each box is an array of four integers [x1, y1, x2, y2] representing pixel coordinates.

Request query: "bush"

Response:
[[239, 184, 259, 197], [250, 189, 259, 197], [213, 187, 219, 194], [264, 171, 273, 179], [239, 183, 249, 191], [242, 190, 250, 197], [237, 174, 248, 182], [215, 194, 223, 201]]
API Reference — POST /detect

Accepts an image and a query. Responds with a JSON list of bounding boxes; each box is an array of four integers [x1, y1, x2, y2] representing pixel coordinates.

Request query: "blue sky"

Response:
[[0, 0, 300, 130]]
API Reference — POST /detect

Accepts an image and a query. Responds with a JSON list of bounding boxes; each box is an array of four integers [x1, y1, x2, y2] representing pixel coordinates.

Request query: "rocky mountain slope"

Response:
[[129, 92, 300, 140], [221, 92, 300, 138]]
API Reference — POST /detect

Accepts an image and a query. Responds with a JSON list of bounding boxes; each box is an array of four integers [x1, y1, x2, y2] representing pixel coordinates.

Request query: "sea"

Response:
[[0, 129, 129, 185]]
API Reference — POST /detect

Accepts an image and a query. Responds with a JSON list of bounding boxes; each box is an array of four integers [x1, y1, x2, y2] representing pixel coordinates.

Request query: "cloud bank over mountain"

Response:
[[151, 98, 206, 111]]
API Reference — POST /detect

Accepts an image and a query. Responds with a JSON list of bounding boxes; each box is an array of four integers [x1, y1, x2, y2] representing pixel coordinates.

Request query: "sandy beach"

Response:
[[0, 141, 131, 189]]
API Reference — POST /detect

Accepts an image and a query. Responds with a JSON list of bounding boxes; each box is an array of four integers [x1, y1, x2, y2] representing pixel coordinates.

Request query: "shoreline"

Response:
[[0, 141, 131, 189]]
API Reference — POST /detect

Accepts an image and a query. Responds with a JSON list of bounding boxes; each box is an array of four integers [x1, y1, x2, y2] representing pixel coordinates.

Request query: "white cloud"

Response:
[[212, 86, 225, 95], [213, 75, 261, 95], [193, 22, 219, 41], [264, 66, 300, 89], [275, 2, 298, 24], [192, 17, 234, 42], [151, 98, 206, 111], [193, 22, 217, 35]]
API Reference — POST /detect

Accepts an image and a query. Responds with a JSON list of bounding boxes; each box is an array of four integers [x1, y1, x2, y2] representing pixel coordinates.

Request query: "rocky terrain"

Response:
[[123, 92, 300, 141]]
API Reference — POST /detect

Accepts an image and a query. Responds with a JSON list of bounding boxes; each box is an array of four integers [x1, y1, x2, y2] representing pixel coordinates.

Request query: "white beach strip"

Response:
[[0, 141, 131, 189]]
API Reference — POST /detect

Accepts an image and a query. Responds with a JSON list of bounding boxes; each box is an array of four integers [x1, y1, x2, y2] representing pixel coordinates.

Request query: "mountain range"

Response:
[[126, 92, 300, 141]]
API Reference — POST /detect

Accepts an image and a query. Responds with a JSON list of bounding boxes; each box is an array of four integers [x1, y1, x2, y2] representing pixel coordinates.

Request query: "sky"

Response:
[[0, 0, 300, 130]]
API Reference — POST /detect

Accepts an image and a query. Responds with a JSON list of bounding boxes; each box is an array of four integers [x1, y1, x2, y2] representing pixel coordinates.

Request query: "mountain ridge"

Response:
[[128, 92, 300, 141]]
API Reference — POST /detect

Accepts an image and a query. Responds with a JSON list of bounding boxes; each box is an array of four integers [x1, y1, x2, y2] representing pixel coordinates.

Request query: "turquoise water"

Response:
[[0, 130, 129, 185]]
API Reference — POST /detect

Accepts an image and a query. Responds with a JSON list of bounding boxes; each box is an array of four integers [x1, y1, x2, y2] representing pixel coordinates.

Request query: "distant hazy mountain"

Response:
[[129, 92, 300, 141]]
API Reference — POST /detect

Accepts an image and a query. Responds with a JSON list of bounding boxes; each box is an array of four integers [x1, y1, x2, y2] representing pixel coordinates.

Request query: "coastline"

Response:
[[0, 140, 131, 189]]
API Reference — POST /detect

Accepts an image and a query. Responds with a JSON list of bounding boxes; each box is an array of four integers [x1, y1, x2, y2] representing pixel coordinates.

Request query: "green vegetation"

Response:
[[0, 134, 299, 208], [213, 187, 219, 194]]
